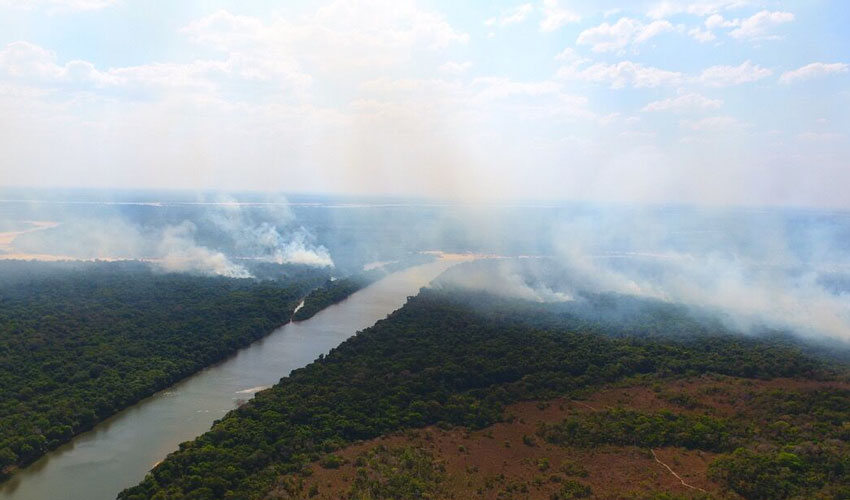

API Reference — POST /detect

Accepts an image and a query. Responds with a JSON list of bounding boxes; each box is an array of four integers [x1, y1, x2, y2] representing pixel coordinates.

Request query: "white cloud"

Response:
[[0, 41, 63, 79], [682, 115, 748, 131], [0, 0, 117, 11], [619, 130, 656, 140], [554, 47, 588, 64], [485, 3, 533, 28], [780, 62, 849, 84], [689, 13, 740, 42], [0, 41, 118, 86], [729, 10, 794, 40], [577, 17, 674, 53], [647, 1, 754, 19], [797, 132, 843, 142], [705, 13, 739, 29], [464, 77, 598, 123], [0, 39, 310, 96], [2, 0, 847, 207], [642, 93, 723, 112], [180, 2, 468, 74], [471, 77, 563, 101], [439, 60, 472, 75], [698, 60, 772, 87], [688, 27, 716, 42], [683, 11, 792, 43], [559, 60, 683, 89], [358, 77, 458, 94], [0, 3, 469, 112], [539, 0, 580, 32]]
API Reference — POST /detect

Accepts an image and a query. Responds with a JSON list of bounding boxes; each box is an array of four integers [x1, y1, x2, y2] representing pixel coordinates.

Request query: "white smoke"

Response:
[[544, 213, 850, 342], [437, 208, 850, 343], [156, 221, 251, 278], [435, 258, 573, 303], [203, 195, 334, 268], [260, 225, 334, 267], [3, 194, 335, 277]]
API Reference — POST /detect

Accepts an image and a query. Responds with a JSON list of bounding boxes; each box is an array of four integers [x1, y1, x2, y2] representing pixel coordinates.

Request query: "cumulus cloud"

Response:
[[682, 115, 748, 131], [705, 13, 738, 29], [729, 10, 794, 40], [439, 60, 472, 75], [0, 39, 307, 96], [485, 3, 533, 28], [1, 0, 847, 208], [780, 62, 849, 84], [577, 17, 675, 53], [539, 0, 580, 32], [648, 0, 756, 19], [688, 27, 716, 42], [467, 77, 595, 121], [559, 60, 683, 89], [657, 8, 792, 43], [797, 132, 843, 142], [642, 93, 723, 112], [471, 77, 562, 100], [0, 0, 117, 11], [0, 0, 472, 102], [558, 58, 770, 91], [554, 47, 587, 63], [0, 41, 118, 86], [698, 60, 772, 87], [180, 2, 468, 73]]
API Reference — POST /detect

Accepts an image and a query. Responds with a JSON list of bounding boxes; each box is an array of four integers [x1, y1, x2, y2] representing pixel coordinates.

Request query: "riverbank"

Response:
[[0, 260, 458, 500]]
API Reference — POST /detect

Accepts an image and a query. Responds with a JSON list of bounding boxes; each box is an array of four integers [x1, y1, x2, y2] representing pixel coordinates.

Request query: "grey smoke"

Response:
[[435, 207, 850, 343], [4, 194, 334, 277], [156, 221, 251, 278], [203, 196, 334, 268]]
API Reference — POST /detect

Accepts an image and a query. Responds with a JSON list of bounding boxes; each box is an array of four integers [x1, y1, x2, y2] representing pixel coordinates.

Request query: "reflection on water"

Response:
[[0, 260, 458, 500]]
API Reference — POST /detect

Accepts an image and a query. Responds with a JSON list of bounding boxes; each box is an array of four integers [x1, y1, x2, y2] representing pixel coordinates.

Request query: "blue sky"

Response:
[[0, 0, 848, 207]]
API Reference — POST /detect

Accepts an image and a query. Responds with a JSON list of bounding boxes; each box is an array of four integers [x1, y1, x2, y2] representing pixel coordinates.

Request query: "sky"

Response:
[[0, 0, 848, 207]]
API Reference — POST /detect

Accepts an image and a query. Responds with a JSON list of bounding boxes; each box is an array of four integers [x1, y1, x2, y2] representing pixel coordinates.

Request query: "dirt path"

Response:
[[570, 399, 598, 411], [651, 449, 708, 493]]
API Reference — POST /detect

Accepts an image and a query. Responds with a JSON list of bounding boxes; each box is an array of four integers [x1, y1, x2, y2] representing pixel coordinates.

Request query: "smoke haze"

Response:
[[1, 1, 849, 348], [0, 193, 333, 277], [434, 206, 850, 342]]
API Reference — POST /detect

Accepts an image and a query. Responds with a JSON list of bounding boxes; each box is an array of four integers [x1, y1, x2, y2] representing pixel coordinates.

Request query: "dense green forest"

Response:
[[292, 255, 434, 321], [0, 260, 329, 478], [119, 287, 850, 500]]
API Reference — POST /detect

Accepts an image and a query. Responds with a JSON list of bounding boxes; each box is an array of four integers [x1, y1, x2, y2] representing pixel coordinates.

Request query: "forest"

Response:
[[118, 286, 850, 500], [0, 260, 328, 478]]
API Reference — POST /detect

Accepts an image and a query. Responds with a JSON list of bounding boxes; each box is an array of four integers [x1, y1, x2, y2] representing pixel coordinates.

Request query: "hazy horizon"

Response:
[[2, 1, 850, 341], [1, 0, 848, 208]]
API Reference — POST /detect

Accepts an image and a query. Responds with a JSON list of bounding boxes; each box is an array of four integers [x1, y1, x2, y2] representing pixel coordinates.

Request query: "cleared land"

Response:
[[272, 375, 850, 500]]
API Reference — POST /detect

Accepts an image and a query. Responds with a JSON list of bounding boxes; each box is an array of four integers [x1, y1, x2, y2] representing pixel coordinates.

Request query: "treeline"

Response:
[[538, 408, 735, 452], [0, 260, 328, 478], [119, 287, 845, 500], [292, 278, 364, 321], [537, 387, 850, 499], [292, 254, 435, 321]]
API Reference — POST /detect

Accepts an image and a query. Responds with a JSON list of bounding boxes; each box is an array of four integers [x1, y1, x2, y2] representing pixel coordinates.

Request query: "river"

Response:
[[0, 259, 459, 500]]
